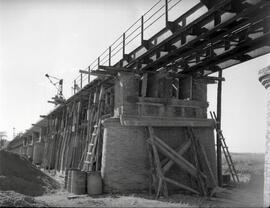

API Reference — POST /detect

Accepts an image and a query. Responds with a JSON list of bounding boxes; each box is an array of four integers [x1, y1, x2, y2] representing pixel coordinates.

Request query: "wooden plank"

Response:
[[163, 177, 200, 195]]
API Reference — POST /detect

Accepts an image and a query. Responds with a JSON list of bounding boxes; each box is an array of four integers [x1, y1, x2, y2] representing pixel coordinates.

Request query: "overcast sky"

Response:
[[0, 0, 269, 153]]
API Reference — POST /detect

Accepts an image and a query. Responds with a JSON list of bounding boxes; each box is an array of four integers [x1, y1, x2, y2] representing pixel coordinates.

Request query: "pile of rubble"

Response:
[[0, 150, 59, 196], [0, 191, 48, 207]]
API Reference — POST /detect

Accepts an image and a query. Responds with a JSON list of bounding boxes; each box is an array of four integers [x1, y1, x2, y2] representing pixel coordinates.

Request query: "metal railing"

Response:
[[71, 0, 194, 96]]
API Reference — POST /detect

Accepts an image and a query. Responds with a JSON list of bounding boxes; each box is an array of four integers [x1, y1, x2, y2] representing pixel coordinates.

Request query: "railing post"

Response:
[[165, 0, 168, 24], [98, 57, 100, 67], [122, 33, 125, 58], [73, 80, 76, 94], [80, 73, 83, 89], [109, 46, 111, 66], [88, 66, 90, 83], [141, 16, 144, 44]]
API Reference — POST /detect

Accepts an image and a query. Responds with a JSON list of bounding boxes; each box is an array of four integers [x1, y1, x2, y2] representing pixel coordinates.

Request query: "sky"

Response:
[[0, 0, 269, 153]]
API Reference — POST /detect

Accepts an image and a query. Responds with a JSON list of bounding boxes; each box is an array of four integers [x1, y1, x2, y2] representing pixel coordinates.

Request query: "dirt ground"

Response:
[[35, 180, 263, 207], [34, 153, 264, 207]]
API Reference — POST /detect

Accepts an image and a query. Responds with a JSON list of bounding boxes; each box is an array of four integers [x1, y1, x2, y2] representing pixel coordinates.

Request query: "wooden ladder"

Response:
[[83, 121, 101, 171], [210, 111, 239, 184], [82, 86, 104, 172]]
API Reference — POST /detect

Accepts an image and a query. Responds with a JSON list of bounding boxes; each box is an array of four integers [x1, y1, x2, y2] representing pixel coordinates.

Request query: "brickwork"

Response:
[[101, 118, 149, 193]]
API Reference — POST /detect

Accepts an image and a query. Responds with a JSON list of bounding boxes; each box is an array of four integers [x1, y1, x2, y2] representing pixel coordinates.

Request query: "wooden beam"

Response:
[[48, 100, 57, 104], [163, 177, 200, 195], [79, 70, 91, 75], [198, 76, 225, 82], [162, 140, 191, 174], [80, 69, 117, 77], [98, 65, 127, 71]]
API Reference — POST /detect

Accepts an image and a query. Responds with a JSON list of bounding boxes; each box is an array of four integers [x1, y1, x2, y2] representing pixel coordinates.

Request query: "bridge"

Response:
[[7, 0, 270, 201]]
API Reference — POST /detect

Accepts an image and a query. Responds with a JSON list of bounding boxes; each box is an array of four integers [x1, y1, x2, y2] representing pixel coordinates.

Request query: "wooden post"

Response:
[[216, 70, 223, 186]]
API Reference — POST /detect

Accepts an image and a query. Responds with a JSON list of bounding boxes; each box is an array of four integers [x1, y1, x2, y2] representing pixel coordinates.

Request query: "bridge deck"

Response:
[[73, 0, 270, 95]]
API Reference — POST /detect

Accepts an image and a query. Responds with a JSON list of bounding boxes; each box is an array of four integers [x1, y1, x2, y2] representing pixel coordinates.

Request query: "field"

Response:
[[33, 152, 265, 207]]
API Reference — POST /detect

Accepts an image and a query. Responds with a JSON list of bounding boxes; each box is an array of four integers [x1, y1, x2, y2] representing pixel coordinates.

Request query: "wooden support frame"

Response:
[[146, 126, 219, 197], [147, 133, 205, 178], [162, 140, 191, 174]]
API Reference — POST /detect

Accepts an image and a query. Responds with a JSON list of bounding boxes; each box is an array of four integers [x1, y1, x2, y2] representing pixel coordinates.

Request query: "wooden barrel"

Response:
[[70, 169, 86, 195], [87, 171, 102, 195], [26, 145, 34, 159], [33, 142, 44, 164]]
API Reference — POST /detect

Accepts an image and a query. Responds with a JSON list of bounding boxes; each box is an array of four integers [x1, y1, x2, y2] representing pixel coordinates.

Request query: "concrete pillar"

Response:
[[258, 65, 270, 208], [114, 72, 140, 117], [147, 73, 173, 98], [179, 76, 192, 99], [179, 76, 207, 102]]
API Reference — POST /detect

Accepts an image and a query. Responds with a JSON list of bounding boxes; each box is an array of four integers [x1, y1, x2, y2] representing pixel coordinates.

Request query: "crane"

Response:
[[45, 74, 65, 105]]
